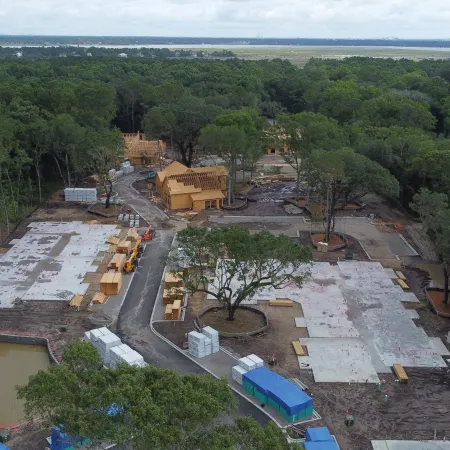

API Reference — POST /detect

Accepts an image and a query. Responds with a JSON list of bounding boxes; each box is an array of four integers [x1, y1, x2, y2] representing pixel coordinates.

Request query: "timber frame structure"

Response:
[[123, 132, 166, 166]]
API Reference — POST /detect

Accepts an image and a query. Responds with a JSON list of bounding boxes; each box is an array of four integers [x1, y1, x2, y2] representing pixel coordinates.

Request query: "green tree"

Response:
[[319, 80, 362, 123], [85, 129, 124, 208], [411, 189, 450, 304], [17, 342, 237, 450], [305, 149, 400, 241], [171, 226, 312, 321], [143, 96, 221, 166]]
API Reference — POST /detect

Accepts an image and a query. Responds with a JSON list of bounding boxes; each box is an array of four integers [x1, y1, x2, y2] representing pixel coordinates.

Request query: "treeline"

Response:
[[2, 55, 450, 237], [0, 47, 236, 60]]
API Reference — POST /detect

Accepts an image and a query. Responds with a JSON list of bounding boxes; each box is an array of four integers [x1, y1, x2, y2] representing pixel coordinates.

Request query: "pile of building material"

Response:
[[69, 294, 84, 308], [93, 292, 107, 304], [126, 228, 140, 242], [85, 327, 146, 368], [202, 326, 219, 353], [304, 427, 338, 450], [238, 356, 258, 372], [100, 272, 123, 295], [106, 236, 120, 246], [64, 188, 97, 202], [121, 161, 135, 175], [107, 253, 127, 271], [110, 344, 144, 368], [247, 354, 264, 368], [232, 365, 247, 385], [117, 241, 131, 254], [163, 271, 185, 320], [188, 331, 212, 358]]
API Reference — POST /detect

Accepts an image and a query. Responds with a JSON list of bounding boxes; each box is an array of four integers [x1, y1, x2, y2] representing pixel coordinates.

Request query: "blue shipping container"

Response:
[[242, 368, 313, 416], [304, 441, 339, 450], [306, 427, 333, 442]]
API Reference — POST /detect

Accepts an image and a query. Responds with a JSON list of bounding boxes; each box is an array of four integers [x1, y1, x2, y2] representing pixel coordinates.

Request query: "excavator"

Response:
[[123, 240, 143, 273], [142, 225, 155, 241]]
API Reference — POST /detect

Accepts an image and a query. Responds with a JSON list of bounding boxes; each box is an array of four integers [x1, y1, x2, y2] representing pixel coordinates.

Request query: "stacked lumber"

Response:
[[107, 253, 127, 271], [292, 341, 305, 356], [70, 295, 83, 307], [172, 300, 182, 320], [397, 279, 409, 290], [164, 304, 173, 320], [393, 363, 408, 383], [106, 236, 120, 245], [269, 299, 293, 307], [126, 227, 140, 242], [100, 273, 123, 295], [109, 244, 118, 253], [163, 287, 184, 305], [164, 272, 183, 288], [117, 240, 132, 255], [93, 292, 108, 304]]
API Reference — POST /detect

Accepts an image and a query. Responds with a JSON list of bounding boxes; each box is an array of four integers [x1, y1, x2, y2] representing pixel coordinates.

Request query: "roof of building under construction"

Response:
[[157, 161, 227, 186]]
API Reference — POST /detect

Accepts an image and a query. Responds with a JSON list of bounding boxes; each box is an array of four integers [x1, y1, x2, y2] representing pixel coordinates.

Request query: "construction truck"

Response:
[[142, 225, 155, 241], [123, 240, 142, 273]]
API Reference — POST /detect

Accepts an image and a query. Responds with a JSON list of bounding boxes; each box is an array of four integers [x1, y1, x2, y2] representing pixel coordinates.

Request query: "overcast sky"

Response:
[[0, 0, 449, 39]]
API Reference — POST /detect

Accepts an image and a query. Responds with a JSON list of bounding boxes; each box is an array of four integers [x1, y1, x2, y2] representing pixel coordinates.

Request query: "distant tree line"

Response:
[[2, 55, 450, 241]]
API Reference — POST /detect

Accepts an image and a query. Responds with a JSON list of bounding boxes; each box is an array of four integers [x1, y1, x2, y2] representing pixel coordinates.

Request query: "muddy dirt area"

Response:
[[201, 307, 266, 334]]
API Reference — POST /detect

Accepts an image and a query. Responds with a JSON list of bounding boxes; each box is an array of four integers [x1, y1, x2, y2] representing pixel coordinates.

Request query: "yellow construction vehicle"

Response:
[[123, 240, 143, 273]]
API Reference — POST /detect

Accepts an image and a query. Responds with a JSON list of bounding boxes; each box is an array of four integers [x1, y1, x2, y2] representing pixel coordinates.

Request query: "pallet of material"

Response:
[[109, 244, 118, 253], [106, 236, 120, 245], [396, 271, 406, 280], [100, 273, 123, 295], [292, 341, 305, 356], [393, 363, 408, 383], [93, 292, 108, 304], [172, 300, 182, 320], [117, 240, 132, 255], [164, 272, 183, 288], [164, 304, 173, 320], [126, 227, 140, 242], [107, 253, 127, 271], [269, 299, 293, 307], [70, 295, 84, 307], [397, 279, 409, 290], [163, 288, 183, 305]]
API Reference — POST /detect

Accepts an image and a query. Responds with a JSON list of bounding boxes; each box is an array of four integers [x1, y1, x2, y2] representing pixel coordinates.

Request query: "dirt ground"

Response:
[[201, 308, 266, 334]]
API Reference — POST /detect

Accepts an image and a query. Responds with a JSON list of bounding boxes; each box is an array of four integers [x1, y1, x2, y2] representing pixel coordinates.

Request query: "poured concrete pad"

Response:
[[401, 292, 420, 303], [372, 441, 450, 450], [387, 233, 419, 257], [406, 309, 420, 319], [297, 356, 312, 369], [384, 268, 398, 279], [295, 317, 307, 327], [429, 337, 450, 356], [301, 338, 380, 383]]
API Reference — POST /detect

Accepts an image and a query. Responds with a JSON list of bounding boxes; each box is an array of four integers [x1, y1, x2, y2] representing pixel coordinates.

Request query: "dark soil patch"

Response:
[[88, 203, 121, 218], [311, 232, 345, 249], [201, 308, 265, 334]]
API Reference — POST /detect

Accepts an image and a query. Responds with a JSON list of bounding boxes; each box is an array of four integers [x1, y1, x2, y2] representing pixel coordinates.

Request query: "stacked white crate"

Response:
[[121, 161, 135, 175], [238, 356, 257, 372], [202, 326, 219, 353], [247, 354, 264, 368], [88, 327, 111, 345], [94, 333, 121, 366], [110, 344, 131, 368], [64, 188, 97, 202], [188, 331, 211, 358], [232, 365, 247, 385], [120, 350, 145, 367]]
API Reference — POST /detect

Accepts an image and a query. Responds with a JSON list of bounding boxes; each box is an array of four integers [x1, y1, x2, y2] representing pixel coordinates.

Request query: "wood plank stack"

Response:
[[70, 295, 83, 307], [93, 292, 108, 304], [100, 273, 123, 295], [106, 236, 120, 245], [163, 287, 184, 305], [117, 240, 132, 255], [164, 304, 173, 320], [126, 227, 140, 242], [172, 300, 182, 320], [270, 299, 293, 307], [164, 272, 183, 288], [107, 253, 127, 271], [393, 363, 408, 383]]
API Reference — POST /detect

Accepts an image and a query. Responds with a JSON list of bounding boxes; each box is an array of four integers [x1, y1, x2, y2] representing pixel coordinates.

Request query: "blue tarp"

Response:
[[242, 367, 313, 416], [306, 427, 333, 442], [0, 444, 10, 450], [304, 440, 339, 450]]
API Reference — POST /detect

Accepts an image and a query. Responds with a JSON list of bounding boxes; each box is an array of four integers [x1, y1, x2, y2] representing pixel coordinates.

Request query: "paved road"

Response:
[[114, 173, 168, 223], [117, 233, 269, 423]]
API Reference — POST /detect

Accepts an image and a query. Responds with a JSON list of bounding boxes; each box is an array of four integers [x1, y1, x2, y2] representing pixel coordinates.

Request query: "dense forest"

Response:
[[2, 55, 450, 239]]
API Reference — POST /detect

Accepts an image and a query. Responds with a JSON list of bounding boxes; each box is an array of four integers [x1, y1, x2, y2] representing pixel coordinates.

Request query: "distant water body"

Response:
[[4, 44, 450, 51]]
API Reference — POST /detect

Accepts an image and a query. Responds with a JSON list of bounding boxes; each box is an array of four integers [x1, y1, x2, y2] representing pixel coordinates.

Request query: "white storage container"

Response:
[[238, 357, 257, 372], [247, 354, 264, 368], [202, 326, 219, 342], [188, 331, 207, 343], [232, 365, 247, 385], [84, 331, 92, 342]]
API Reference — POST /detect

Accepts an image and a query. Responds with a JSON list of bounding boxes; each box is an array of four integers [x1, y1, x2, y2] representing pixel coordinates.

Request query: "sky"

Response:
[[0, 0, 449, 39]]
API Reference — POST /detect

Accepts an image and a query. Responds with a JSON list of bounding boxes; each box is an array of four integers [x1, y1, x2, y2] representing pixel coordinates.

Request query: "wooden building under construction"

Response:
[[123, 132, 165, 166], [156, 162, 227, 211]]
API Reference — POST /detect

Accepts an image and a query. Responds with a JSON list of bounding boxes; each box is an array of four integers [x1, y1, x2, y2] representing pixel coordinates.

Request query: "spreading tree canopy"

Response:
[[170, 226, 312, 321]]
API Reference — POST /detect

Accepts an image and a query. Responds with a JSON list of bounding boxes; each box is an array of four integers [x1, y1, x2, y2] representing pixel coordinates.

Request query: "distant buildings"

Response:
[[118, 53, 127, 58]]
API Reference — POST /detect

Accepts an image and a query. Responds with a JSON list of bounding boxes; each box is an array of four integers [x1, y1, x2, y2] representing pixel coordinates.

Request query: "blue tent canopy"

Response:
[[0, 443, 10, 450], [306, 427, 333, 442], [242, 367, 312, 415]]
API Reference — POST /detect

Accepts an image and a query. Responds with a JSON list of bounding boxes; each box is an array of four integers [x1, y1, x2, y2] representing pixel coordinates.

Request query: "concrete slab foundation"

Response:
[[0, 222, 119, 307], [295, 317, 307, 327]]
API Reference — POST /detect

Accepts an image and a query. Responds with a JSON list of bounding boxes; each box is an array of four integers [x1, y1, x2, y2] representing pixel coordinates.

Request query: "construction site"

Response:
[[1, 145, 450, 450]]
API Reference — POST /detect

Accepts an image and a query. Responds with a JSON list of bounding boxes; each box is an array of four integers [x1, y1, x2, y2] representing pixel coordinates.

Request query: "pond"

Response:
[[0, 343, 50, 427]]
